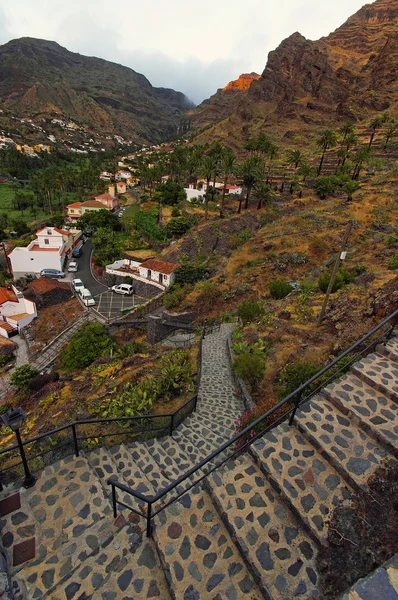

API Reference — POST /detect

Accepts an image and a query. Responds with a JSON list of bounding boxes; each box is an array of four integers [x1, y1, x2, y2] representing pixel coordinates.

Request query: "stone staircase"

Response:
[[0, 325, 397, 599]]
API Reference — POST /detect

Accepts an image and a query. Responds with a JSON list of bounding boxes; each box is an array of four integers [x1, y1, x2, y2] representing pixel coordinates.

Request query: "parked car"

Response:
[[72, 247, 82, 258], [81, 288, 95, 306], [72, 278, 84, 293], [111, 283, 134, 295], [40, 269, 65, 278], [68, 261, 78, 272]]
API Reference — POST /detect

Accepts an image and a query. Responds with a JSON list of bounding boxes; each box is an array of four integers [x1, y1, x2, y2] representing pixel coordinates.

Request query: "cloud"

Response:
[[0, 0, 367, 104]]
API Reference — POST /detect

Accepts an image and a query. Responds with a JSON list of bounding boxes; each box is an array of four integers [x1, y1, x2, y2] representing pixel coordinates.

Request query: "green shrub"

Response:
[[318, 269, 355, 293], [237, 300, 265, 324], [197, 280, 222, 308], [115, 341, 145, 359], [386, 236, 398, 247], [233, 353, 265, 388], [0, 354, 14, 368], [166, 217, 192, 237], [124, 276, 133, 285], [269, 279, 293, 299], [388, 255, 398, 270], [10, 364, 40, 389], [61, 323, 115, 370], [278, 362, 320, 399], [229, 229, 252, 249], [174, 264, 206, 285]]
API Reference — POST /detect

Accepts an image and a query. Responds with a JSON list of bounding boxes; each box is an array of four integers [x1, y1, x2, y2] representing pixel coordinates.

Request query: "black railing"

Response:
[[107, 308, 398, 537], [0, 330, 205, 488]]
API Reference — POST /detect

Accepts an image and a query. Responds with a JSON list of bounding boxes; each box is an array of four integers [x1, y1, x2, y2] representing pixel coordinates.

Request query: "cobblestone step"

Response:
[[249, 421, 352, 544], [109, 444, 156, 513], [170, 421, 221, 464], [26, 455, 111, 555], [196, 399, 239, 422], [187, 410, 235, 439], [128, 441, 171, 490], [157, 435, 192, 473], [323, 374, 398, 456], [44, 524, 170, 599], [154, 486, 263, 599], [295, 396, 390, 490], [351, 352, 398, 402], [19, 514, 123, 598], [85, 447, 143, 514], [208, 454, 319, 600], [377, 337, 398, 363]]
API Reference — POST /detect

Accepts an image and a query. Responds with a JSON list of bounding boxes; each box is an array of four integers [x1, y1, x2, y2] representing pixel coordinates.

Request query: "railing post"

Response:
[[193, 395, 198, 412], [72, 424, 79, 457], [169, 413, 174, 436], [111, 484, 117, 519], [146, 502, 152, 538], [289, 393, 302, 426]]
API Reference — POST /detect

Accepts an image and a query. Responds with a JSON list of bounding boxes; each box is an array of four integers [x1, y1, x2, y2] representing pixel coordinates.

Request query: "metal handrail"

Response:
[[107, 308, 398, 537]]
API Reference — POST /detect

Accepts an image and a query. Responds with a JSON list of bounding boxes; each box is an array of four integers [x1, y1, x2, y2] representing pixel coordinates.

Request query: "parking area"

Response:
[[92, 290, 147, 320]]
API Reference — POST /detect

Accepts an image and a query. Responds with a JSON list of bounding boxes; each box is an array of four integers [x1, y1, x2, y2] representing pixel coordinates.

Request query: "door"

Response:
[[159, 273, 163, 284]]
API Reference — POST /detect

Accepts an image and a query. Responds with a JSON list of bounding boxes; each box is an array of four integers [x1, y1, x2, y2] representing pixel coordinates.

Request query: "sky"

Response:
[[0, 0, 367, 105]]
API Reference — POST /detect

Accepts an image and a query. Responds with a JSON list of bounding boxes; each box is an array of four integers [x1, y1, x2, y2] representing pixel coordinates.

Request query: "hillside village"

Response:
[[0, 0, 397, 599]]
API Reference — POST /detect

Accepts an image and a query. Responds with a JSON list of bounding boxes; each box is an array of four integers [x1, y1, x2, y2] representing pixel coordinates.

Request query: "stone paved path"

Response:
[[1, 325, 397, 599]]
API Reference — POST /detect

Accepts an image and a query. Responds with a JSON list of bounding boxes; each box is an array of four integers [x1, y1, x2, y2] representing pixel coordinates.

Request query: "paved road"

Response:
[[74, 239, 108, 297], [72, 239, 146, 320]]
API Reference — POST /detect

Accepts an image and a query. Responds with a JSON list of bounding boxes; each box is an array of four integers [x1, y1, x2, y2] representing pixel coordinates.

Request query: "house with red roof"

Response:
[[106, 255, 179, 291], [8, 226, 82, 278], [0, 285, 37, 338], [94, 193, 119, 210], [138, 259, 179, 287]]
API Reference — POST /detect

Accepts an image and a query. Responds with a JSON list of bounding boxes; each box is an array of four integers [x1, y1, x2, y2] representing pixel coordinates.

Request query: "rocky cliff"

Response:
[[0, 38, 194, 143], [188, 0, 398, 144]]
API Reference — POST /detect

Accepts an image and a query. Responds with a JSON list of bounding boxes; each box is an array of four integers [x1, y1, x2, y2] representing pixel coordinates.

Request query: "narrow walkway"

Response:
[[1, 326, 398, 599]]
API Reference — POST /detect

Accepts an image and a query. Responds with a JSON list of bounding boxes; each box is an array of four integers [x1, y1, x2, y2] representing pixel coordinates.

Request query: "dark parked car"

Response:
[[72, 247, 82, 258]]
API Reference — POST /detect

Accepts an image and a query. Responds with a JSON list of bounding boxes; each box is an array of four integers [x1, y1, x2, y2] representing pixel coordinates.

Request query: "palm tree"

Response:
[[351, 147, 371, 180], [316, 129, 338, 175], [383, 123, 397, 148], [340, 120, 355, 140], [286, 149, 305, 170], [238, 156, 261, 211], [368, 115, 384, 149], [297, 161, 315, 182], [219, 148, 235, 218], [344, 131, 358, 151], [253, 181, 275, 210], [187, 145, 204, 188], [342, 179, 360, 203], [201, 154, 217, 220]]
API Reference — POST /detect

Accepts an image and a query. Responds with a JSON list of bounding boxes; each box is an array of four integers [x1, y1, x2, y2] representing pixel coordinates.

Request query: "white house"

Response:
[[0, 286, 37, 338], [106, 256, 179, 289], [138, 259, 179, 287], [184, 188, 205, 202], [8, 227, 82, 278]]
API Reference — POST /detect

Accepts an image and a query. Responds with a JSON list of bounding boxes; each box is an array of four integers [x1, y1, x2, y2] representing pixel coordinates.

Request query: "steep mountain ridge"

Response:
[[0, 37, 194, 143], [188, 0, 398, 144]]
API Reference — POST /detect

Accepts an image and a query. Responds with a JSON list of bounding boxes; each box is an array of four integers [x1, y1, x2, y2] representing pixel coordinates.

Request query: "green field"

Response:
[[0, 183, 50, 224]]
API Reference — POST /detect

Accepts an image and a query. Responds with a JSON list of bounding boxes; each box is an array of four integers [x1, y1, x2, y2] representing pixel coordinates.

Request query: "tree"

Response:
[[351, 147, 371, 180], [286, 149, 305, 170], [383, 123, 397, 148], [92, 227, 123, 267], [342, 179, 360, 203], [340, 120, 355, 140], [253, 181, 275, 210], [297, 161, 315, 182], [316, 129, 338, 175], [78, 210, 121, 232], [315, 176, 337, 199], [219, 148, 235, 218], [10, 364, 40, 388], [238, 156, 261, 212], [155, 181, 186, 207], [368, 115, 385, 149], [200, 154, 217, 220]]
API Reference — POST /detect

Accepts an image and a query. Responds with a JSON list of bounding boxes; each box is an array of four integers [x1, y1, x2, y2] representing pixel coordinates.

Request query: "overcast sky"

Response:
[[0, 0, 366, 104]]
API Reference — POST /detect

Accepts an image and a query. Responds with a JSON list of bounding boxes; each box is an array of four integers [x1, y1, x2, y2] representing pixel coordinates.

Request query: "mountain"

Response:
[[0, 37, 194, 143], [188, 0, 398, 145]]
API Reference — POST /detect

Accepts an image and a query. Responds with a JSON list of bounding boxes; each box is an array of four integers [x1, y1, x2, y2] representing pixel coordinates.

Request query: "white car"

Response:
[[72, 278, 84, 293], [112, 283, 134, 296], [81, 288, 95, 306], [68, 261, 78, 273]]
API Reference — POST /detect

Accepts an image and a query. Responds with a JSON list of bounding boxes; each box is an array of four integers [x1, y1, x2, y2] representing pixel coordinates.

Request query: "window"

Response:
[[44, 239, 49, 245]]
